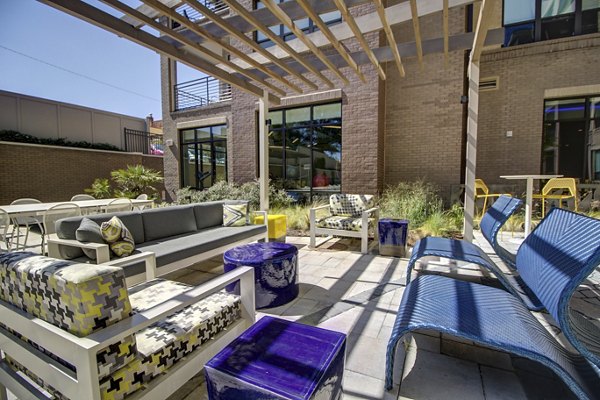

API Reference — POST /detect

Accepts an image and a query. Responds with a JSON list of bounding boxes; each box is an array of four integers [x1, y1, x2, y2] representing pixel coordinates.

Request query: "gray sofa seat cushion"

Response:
[[55, 212, 144, 259], [192, 201, 225, 230], [142, 205, 198, 242], [119, 225, 266, 278]]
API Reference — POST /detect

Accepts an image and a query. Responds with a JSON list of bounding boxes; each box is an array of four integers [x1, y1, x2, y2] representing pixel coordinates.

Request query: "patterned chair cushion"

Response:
[[317, 216, 375, 232], [0, 252, 136, 380], [223, 203, 248, 227], [329, 194, 374, 217], [99, 279, 242, 400]]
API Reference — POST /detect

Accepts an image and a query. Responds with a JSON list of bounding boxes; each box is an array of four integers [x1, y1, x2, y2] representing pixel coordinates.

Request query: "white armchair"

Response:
[[309, 194, 379, 254]]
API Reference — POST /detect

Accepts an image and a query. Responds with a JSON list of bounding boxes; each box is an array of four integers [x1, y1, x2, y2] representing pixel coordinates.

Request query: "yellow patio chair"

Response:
[[475, 179, 510, 217], [532, 177, 578, 217]]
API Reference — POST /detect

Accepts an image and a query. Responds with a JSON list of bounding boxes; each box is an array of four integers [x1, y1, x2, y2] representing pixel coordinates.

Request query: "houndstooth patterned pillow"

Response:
[[329, 194, 374, 217]]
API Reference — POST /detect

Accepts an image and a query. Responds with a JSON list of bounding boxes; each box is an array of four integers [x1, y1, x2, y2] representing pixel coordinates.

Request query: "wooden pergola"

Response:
[[38, 0, 502, 242]]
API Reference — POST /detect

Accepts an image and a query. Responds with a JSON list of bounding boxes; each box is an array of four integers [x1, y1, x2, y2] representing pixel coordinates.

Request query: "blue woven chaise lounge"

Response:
[[407, 195, 546, 310], [386, 208, 600, 400]]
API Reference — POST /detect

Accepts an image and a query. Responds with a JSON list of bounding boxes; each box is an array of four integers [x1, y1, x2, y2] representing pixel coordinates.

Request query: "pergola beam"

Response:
[[261, 0, 350, 85], [182, 0, 319, 91], [373, 0, 405, 77], [296, 0, 365, 82], [139, 0, 303, 94], [463, 0, 496, 242], [36, 0, 280, 104], [331, 0, 385, 80], [99, 0, 287, 97], [409, 0, 424, 67], [220, 0, 333, 88]]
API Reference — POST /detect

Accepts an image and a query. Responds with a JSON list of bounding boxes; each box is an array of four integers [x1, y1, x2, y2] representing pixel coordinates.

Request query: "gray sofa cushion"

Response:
[[192, 201, 225, 230], [76, 218, 105, 259], [142, 205, 198, 242], [56, 212, 145, 244]]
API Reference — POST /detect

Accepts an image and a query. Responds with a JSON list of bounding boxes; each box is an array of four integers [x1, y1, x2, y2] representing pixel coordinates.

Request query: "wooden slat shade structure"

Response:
[[332, 0, 386, 80], [36, 0, 499, 229], [260, 0, 350, 85], [220, 0, 333, 88], [373, 0, 405, 77], [295, 0, 366, 82]]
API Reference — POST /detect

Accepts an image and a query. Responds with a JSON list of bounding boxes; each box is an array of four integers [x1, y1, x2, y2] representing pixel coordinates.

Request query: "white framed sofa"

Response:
[[309, 194, 379, 254], [0, 251, 255, 400]]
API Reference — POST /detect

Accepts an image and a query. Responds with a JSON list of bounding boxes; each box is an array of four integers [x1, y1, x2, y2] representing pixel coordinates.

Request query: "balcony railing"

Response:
[[174, 0, 228, 23], [124, 128, 164, 155], [174, 76, 232, 111]]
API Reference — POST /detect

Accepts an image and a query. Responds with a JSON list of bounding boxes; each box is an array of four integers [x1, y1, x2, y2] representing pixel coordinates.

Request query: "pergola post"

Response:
[[463, 60, 479, 242], [258, 90, 270, 211]]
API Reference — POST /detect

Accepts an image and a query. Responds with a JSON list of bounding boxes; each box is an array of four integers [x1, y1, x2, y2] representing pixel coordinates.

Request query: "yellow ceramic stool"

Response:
[[254, 214, 287, 242]]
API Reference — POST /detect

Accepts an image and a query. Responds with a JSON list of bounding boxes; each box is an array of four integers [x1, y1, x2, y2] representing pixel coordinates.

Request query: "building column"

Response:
[[463, 61, 480, 242], [258, 90, 270, 211]]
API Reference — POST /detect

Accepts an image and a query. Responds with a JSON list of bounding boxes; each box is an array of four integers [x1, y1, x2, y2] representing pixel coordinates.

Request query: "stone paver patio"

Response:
[[4, 230, 598, 399]]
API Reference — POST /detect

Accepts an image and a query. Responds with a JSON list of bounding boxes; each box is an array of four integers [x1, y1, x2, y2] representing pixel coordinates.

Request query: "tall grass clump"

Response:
[[379, 180, 443, 228]]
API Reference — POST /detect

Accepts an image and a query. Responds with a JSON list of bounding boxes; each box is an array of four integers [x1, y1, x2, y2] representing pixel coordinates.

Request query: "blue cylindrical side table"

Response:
[[378, 219, 409, 257], [223, 242, 298, 309]]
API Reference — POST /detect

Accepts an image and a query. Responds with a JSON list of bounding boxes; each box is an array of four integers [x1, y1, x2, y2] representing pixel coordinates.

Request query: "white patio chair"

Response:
[[0, 209, 11, 253], [8, 198, 44, 251], [309, 194, 379, 254], [41, 203, 81, 254], [103, 198, 134, 213], [70, 194, 95, 201], [135, 193, 149, 211]]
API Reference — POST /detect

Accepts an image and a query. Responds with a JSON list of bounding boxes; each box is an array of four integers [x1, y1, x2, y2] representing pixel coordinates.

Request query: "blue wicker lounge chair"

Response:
[[407, 195, 545, 310], [386, 208, 600, 400]]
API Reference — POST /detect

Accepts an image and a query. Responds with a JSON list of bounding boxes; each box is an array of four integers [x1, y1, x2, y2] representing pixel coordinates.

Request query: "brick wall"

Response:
[[0, 142, 164, 204], [383, 7, 468, 198], [478, 34, 600, 187]]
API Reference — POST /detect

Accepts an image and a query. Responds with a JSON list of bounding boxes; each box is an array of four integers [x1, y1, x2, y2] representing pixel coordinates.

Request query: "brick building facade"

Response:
[[159, 1, 600, 203]]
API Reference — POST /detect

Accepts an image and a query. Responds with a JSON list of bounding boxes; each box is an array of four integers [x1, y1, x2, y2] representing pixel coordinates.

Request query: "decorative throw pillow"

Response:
[[223, 203, 248, 227], [101, 216, 135, 257], [75, 218, 105, 260]]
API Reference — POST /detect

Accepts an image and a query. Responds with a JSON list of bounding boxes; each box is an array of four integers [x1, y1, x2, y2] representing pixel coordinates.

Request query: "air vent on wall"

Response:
[[479, 77, 499, 91]]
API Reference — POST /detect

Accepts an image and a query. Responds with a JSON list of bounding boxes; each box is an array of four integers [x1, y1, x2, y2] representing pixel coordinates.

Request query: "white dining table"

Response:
[[0, 198, 154, 218], [500, 174, 563, 236]]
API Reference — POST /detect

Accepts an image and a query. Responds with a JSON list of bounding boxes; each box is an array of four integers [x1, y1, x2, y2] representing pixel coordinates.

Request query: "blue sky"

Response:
[[0, 0, 202, 119]]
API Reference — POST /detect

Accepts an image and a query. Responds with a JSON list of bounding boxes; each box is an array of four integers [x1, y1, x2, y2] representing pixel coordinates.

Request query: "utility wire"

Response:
[[0, 44, 160, 102]]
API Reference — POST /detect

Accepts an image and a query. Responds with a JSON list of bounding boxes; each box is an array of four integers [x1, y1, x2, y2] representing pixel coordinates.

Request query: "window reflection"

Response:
[[266, 102, 342, 201], [180, 124, 228, 190]]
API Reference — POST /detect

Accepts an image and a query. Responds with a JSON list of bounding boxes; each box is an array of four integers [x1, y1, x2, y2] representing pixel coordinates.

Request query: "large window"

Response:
[[267, 103, 342, 202], [503, 0, 600, 46], [542, 97, 600, 180], [181, 125, 227, 190], [254, 0, 341, 48]]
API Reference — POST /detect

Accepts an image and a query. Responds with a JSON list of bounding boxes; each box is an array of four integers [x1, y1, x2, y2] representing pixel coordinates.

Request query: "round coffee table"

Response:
[[223, 242, 299, 309]]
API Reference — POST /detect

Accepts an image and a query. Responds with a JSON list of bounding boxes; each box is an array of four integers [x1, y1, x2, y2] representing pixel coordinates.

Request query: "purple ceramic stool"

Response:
[[378, 219, 409, 257], [223, 242, 298, 309], [205, 316, 346, 400]]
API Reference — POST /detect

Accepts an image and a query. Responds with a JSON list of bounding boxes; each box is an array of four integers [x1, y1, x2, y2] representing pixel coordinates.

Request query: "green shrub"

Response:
[[85, 165, 163, 199], [420, 211, 450, 237], [0, 130, 121, 152], [379, 180, 443, 228], [175, 180, 293, 210]]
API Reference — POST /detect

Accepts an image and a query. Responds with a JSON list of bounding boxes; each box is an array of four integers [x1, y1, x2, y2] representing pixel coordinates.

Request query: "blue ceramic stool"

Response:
[[223, 242, 298, 309], [378, 219, 409, 257], [205, 316, 346, 400]]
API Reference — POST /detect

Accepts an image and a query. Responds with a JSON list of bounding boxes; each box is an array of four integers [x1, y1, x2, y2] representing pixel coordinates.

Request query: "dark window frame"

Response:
[[180, 124, 228, 190], [503, 0, 600, 46], [541, 95, 600, 181], [261, 101, 343, 202]]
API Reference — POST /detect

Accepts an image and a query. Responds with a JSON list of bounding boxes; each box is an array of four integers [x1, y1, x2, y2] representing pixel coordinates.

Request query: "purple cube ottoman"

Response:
[[205, 316, 346, 400], [378, 218, 409, 257], [223, 242, 298, 309]]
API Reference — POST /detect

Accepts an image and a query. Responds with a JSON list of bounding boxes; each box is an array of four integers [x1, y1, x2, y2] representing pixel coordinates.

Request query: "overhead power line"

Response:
[[0, 44, 160, 102]]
